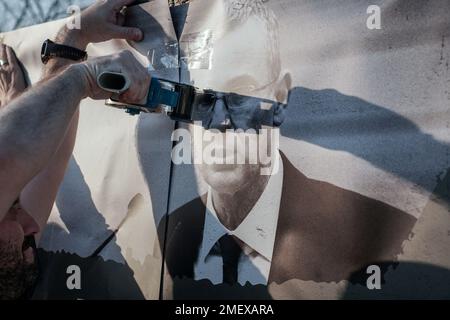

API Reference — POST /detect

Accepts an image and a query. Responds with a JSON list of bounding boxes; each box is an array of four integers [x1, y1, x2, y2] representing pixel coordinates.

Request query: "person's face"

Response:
[[190, 16, 289, 194], [0, 203, 39, 299]]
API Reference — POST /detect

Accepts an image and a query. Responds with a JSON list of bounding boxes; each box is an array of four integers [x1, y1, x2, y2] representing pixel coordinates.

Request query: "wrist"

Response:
[[65, 63, 91, 99], [56, 27, 88, 51], [43, 30, 88, 75]]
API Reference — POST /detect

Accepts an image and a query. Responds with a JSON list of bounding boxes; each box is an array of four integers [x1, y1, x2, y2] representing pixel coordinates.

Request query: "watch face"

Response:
[[41, 40, 50, 64]]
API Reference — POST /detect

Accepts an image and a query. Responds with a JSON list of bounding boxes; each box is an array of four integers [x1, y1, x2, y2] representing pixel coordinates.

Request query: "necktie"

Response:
[[218, 234, 242, 285]]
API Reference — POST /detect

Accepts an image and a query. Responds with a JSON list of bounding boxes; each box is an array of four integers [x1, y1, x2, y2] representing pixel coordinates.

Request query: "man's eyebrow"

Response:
[[224, 75, 261, 91]]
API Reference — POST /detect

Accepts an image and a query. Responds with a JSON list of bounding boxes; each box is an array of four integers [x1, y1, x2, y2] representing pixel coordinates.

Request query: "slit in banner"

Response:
[[147, 40, 179, 71], [180, 30, 214, 70]]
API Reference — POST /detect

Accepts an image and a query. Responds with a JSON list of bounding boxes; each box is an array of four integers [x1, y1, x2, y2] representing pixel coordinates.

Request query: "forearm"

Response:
[[0, 64, 87, 219], [42, 26, 85, 157], [41, 26, 85, 168], [22, 26, 85, 231], [43, 27, 87, 77], [21, 109, 79, 234], [0, 0, 147, 223]]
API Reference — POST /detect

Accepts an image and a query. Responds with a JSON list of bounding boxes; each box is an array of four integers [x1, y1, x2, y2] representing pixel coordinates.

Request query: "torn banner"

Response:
[[164, 0, 450, 299], [1, 0, 450, 300]]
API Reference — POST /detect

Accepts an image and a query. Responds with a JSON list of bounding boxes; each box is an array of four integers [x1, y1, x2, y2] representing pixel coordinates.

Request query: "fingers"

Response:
[[109, 0, 137, 10], [110, 25, 143, 42], [5, 45, 26, 90], [5, 46, 18, 68], [0, 44, 13, 73], [123, 70, 150, 104], [85, 50, 149, 102], [0, 44, 7, 64], [121, 72, 150, 104], [117, 50, 150, 104]]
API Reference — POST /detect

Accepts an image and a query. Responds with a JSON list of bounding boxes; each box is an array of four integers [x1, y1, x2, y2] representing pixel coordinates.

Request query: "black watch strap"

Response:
[[41, 39, 88, 64]]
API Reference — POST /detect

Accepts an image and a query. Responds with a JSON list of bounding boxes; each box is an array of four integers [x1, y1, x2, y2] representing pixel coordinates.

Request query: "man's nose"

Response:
[[17, 209, 40, 236], [208, 98, 232, 132]]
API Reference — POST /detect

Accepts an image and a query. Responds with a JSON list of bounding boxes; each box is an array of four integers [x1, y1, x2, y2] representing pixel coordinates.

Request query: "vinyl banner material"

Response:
[[1, 0, 450, 300], [2, 0, 177, 299], [163, 0, 450, 299]]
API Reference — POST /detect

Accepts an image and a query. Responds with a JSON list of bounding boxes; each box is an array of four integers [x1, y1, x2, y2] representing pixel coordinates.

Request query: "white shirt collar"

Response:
[[198, 153, 284, 263]]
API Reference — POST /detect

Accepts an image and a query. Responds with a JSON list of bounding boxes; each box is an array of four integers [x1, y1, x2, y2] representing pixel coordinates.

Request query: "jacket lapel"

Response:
[[161, 194, 207, 279]]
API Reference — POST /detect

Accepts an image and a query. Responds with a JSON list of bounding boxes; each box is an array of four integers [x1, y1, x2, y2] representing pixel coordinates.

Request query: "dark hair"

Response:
[[223, 0, 281, 82]]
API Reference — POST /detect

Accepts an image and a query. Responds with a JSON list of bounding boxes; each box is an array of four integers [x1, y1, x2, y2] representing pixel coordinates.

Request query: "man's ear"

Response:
[[273, 72, 292, 126], [274, 72, 292, 104]]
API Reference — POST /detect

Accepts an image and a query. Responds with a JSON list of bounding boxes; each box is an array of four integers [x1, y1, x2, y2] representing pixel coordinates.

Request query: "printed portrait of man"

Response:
[[159, 0, 417, 292]]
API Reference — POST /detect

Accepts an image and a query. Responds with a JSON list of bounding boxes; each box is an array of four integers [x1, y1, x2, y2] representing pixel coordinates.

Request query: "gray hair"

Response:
[[223, 0, 281, 82]]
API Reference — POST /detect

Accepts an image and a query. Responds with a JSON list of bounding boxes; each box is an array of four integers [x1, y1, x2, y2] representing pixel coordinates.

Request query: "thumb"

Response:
[[111, 25, 143, 42]]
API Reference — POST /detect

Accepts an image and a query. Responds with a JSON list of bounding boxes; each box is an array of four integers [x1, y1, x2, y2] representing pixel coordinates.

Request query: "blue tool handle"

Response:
[[145, 78, 179, 110], [97, 72, 180, 111]]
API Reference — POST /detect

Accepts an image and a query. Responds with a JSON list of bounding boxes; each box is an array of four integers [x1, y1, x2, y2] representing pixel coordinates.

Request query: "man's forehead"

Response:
[[209, 17, 273, 92], [216, 17, 269, 64]]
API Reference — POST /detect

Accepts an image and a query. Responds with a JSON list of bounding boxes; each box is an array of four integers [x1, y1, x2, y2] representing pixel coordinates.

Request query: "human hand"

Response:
[[79, 50, 150, 103], [0, 44, 27, 108], [61, 0, 143, 50]]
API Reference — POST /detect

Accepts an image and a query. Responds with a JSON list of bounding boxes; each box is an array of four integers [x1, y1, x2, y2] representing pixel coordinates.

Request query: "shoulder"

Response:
[[273, 153, 416, 282]]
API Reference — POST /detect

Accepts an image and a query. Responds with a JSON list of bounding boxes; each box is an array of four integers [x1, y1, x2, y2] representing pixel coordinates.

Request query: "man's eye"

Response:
[[227, 94, 249, 107], [196, 94, 215, 112], [197, 102, 212, 112]]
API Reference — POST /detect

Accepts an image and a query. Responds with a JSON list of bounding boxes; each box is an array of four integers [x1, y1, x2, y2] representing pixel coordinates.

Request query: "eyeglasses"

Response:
[[104, 77, 283, 129], [191, 89, 282, 130]]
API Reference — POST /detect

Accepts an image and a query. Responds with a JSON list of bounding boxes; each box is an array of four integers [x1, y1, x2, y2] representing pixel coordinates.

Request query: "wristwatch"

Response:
[[41, 39, 88, 64]]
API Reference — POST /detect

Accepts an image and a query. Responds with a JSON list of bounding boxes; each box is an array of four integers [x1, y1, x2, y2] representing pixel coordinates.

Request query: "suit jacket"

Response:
[[32, 249, 145, 300], [158, 153, 416, 287]]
